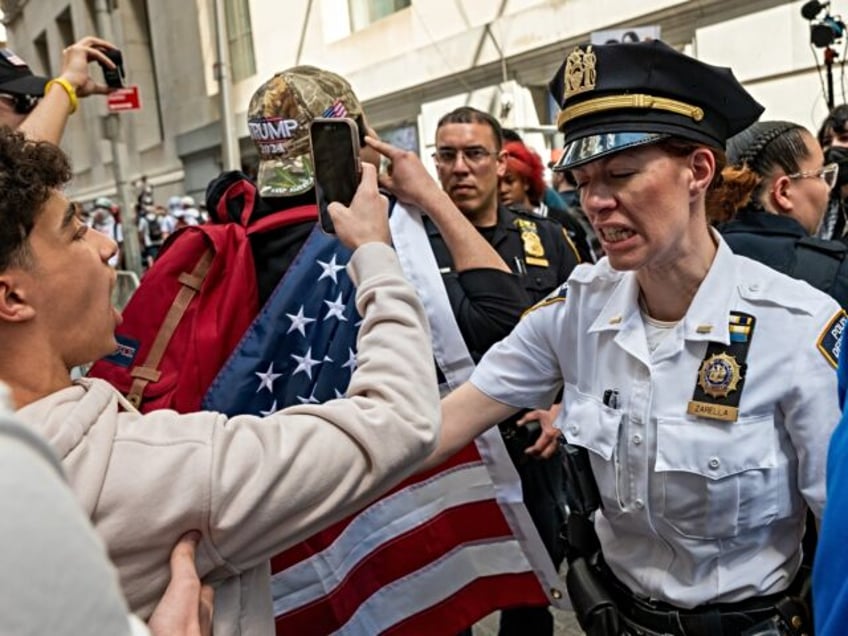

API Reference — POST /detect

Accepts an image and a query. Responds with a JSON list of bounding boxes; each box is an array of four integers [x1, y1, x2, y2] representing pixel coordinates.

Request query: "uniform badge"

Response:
[[687, 312, 755, 423], [697, 353, 742, 398], [564, 45, 597, 99], [515, 218, 548, 265]]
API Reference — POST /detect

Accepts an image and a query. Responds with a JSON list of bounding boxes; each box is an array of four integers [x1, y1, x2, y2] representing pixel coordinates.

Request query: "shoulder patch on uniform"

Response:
[[817, 309, 847, 369], [522, 283, 567, 318]]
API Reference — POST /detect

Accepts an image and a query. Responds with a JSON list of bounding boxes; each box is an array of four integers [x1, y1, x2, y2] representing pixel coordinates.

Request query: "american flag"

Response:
[[322, 100, 349, 119], [204, 208, 566, 634]]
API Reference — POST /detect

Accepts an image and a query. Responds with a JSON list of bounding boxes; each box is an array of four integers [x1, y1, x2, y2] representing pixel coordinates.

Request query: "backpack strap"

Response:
[[247, 204, 317, 235], [126, 248, 215, 408]]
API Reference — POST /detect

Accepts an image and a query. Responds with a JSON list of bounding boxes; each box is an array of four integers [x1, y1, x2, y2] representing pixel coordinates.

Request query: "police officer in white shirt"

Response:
[[424, 40, 843, 635]]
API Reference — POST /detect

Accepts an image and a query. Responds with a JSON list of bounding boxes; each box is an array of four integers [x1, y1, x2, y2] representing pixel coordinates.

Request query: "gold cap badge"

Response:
[[564, 45, 597, 100]]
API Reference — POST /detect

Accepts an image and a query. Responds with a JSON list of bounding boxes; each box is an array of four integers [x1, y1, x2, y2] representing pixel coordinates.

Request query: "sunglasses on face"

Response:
[[0, 92, 40, 115]]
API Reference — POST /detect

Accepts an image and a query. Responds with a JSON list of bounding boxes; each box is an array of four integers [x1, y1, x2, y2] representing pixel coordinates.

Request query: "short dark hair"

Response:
[[436, 106, 503, 150], [818, 104, 848, 148], [0, 126, 72, 271]]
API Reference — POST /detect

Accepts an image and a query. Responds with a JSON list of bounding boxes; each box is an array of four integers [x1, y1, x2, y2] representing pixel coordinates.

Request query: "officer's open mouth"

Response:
[[600, 227, 636, 243]]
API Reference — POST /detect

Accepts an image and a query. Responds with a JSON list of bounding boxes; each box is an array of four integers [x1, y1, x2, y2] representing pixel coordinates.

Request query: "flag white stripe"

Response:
[[336, 539, 537, 634], [389, 203, 475, 391], [475, 419, 568, 604], [271, 462, 496, 613]]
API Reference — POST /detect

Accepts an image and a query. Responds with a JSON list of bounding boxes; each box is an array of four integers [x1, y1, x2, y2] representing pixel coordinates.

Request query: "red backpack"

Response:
[[88, 173, 316, 412]]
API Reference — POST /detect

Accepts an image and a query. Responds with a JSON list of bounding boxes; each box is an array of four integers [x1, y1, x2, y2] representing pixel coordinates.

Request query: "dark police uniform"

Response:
[[721, 209, 848, 309], [426, 204, 582, 635]]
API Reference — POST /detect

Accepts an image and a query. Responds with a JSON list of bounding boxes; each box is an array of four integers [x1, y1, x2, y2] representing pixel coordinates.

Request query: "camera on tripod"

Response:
[[802, 0, 846, 47]]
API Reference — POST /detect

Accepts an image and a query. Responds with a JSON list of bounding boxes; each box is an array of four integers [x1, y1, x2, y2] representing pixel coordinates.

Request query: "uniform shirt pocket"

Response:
[[656, 414, 779, 539], [561, 383, 624, 514]]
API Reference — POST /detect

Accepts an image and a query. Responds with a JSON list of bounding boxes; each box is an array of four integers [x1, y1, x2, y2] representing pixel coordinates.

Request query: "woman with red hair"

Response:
[[500, 140, 547, 210]]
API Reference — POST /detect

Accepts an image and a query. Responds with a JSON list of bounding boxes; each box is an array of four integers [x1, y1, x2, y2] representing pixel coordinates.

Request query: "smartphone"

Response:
[[309, 117, 361, 234], [98, 48, 126, 89]]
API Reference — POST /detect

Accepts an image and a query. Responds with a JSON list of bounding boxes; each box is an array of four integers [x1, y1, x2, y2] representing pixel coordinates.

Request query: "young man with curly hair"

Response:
[[0, 127, 441, 635]]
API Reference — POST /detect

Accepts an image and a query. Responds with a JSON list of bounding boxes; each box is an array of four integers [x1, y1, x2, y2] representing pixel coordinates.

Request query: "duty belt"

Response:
[[596, 558, 812, 636]]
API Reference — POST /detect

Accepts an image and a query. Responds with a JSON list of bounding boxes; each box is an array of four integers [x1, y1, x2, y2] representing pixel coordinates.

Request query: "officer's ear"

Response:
[[688, 147, 715, 200], [770, 175, 794, 214], [0, 271, 36, 323], [496, 149, 507, 178]]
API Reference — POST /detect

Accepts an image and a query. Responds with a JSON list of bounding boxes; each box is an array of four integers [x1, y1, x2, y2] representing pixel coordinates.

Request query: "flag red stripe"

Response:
[[382, 572, 550, 635], [270, 443, 483, 573], [273, 499, 515, 634]]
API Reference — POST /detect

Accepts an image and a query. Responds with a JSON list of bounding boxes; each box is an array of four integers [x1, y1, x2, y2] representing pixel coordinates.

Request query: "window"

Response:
[[349, 0, 410, 32], [225, 0, 256, 82], [33, 31, 51, 78]]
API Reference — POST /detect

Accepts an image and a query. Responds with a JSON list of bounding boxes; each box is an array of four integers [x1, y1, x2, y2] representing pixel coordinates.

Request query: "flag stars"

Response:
[[259, 400, 278, 416], [255, 362, 282, 394], [297, 390, 320, 404], [317, 254, 346, 284], [291, 347, 322, 380], [324, 293, 348, 322], [286, 306, 316, 337], [342, 348, 357, 372]]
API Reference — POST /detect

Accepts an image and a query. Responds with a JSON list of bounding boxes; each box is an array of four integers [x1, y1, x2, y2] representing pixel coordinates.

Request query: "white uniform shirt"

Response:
[[471, 236, 843, 608]]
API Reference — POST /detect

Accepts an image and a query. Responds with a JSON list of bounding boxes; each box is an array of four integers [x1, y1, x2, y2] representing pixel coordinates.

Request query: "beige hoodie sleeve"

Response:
[[93, 242, 439, 613]]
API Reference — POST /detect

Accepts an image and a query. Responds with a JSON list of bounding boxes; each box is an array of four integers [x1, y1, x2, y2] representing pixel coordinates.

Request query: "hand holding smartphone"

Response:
[[309, 118, 362, 234], [98, 48, 126, 89]]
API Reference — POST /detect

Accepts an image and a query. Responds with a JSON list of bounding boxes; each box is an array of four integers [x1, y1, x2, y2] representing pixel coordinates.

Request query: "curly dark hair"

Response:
[[0, 126, 72, 271]]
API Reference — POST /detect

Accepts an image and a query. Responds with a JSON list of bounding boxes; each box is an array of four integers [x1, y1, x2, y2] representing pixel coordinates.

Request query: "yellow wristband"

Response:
[[45, 77, 78, 115]]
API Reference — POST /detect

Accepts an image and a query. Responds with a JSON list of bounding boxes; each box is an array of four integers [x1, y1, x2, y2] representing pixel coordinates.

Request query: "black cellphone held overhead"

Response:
[[99, 48, 126, 89], [309, 117, 361, 235]]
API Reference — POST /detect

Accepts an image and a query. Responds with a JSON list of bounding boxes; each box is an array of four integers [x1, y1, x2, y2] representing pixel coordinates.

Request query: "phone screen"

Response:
[[310, 118, 361, 234]]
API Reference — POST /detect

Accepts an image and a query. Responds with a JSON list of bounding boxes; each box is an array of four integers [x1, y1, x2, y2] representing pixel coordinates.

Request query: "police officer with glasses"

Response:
[[423, 39, 842, 636]]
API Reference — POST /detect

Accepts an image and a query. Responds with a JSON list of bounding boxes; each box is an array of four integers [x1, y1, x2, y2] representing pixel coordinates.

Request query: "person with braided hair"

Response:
[[717, 120, 848, 308]]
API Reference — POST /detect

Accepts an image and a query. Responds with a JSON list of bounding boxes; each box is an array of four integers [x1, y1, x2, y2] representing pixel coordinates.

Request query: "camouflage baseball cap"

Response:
[[248, 66, 364, 198]]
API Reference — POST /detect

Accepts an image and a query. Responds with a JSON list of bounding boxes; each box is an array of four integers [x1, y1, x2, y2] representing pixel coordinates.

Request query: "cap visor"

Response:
[[256, 155, 315, 198], [0, 74, 48, 97], [554, 132, 669, 171]]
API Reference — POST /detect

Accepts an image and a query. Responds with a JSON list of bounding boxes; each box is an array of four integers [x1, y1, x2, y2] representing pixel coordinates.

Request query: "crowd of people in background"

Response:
[[72, 183, 209, 271], [5, 25, 848, 636]]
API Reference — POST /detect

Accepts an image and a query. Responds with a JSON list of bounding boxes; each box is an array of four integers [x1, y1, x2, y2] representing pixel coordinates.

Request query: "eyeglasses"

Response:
[[788, 162, 839, 190], [0, 92, 40, 115], [431, 146, 499, 167]]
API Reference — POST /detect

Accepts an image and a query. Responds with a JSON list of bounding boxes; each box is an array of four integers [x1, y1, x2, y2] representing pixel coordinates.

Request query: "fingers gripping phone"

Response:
[[98, 48, 126, 89], [309, 118, 362, 234]]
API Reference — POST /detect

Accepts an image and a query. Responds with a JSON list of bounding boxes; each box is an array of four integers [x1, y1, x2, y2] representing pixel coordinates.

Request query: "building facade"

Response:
[[1, 0, 839, 203]]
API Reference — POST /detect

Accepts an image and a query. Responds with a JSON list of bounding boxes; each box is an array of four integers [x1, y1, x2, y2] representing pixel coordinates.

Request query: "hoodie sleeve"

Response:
[[91, 242, 440, 614]]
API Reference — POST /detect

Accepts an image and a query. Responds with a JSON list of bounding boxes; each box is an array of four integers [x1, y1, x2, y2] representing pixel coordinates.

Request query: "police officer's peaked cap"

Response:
[[548, 40, 764, 170]]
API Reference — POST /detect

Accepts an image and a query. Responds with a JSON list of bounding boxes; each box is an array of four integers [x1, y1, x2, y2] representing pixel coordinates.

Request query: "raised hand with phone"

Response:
[[15, 35, 121, 144], [326, 162, 391, 249]]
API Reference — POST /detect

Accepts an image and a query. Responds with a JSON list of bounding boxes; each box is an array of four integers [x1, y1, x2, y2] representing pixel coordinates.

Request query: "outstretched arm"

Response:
[[421, 381, 517, 470]]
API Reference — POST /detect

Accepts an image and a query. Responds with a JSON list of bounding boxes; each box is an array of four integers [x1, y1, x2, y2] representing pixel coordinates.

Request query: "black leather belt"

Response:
[[596, 560, 810, 636]]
